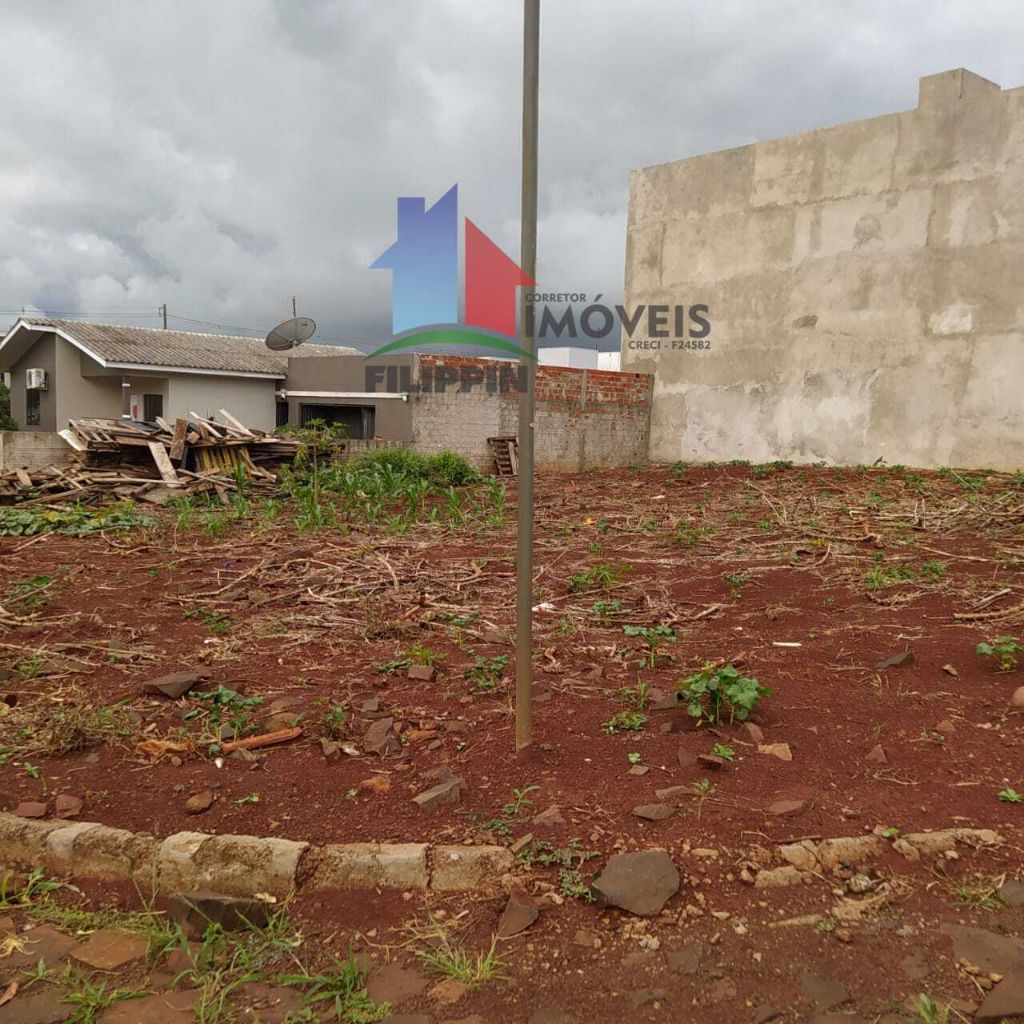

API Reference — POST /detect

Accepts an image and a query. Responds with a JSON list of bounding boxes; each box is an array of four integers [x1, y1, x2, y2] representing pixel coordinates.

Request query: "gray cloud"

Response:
[[0, 0, 1020, 348]]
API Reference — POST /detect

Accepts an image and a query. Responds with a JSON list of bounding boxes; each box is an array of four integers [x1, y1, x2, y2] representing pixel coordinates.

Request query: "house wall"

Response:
[[165, 375, 279, 430], [8, 334, 57, 430], [283, 354, 414, 439], [623, 68, 1024, 470]]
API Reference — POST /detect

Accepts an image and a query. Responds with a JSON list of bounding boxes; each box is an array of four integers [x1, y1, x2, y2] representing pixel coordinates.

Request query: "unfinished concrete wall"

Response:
[[623, 68, 1024, 470], [0, 431, 70, 471]]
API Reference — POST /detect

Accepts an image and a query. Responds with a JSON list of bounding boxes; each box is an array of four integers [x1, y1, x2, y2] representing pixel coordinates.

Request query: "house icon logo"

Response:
[[367, 185, 535, 359]]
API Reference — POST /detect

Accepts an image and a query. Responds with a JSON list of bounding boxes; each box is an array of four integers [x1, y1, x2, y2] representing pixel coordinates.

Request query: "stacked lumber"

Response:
[[1, 410, 303, 506]]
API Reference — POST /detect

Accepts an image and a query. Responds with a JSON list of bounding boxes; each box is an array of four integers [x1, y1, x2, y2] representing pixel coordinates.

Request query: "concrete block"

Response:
[[158, 832, 213, 893], [185, 834, 308, 899], [48, 824, 158, 882], [430, 845, 513, 892], [0, 814, 68, 871], [304, 843, 429, 891]]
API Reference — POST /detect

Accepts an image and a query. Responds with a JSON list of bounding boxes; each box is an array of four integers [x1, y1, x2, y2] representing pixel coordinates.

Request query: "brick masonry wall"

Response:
[[0, 431, 72, 472], [412, 355, 653, 472]]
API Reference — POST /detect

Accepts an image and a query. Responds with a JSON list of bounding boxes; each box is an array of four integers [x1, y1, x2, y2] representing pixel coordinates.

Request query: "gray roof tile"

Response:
[[13, 318, 359, 376]]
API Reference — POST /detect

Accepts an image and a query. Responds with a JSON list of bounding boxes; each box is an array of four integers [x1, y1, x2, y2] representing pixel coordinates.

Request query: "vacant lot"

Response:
[[1, 460, 1022, 1021]]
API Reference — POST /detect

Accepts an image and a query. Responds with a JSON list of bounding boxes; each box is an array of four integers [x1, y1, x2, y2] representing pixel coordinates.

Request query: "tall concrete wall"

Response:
[[623, 68, 1024, 470]]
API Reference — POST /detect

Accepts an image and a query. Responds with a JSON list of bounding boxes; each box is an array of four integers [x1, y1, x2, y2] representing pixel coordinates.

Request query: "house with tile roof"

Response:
[[0, 318, 358, 432]]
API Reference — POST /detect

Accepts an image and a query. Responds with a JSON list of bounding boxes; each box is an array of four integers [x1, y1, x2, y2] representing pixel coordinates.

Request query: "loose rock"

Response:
[[412, 778, 463, 813], [532, 805, 565, 827], [798, 973, 851, 1011], [591, 850, 680, 916], [144, 670, 207, 699], [758, 742, 792, 761], [497, 892, 539, 938], [185, 790, 215, 814], [363, 717, 401, 757], [13, 801, 47, 819], [876, 650, 914, 669], [864, 744, 887, 764], [168, 892, 272, 935], [767, 799, 806, 817], [54, 795, 83, 818], [71, 930, 149, 971], [632, 804, 676, 821]]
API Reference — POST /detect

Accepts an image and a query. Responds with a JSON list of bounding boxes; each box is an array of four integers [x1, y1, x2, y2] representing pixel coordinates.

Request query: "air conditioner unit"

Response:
[[26, 368, 48, 391]]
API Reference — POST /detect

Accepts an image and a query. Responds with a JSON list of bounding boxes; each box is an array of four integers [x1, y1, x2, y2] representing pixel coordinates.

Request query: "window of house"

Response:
[[143, 394, 163, 421], [275, 401, 290, 428], [26, 389, 40, 426]]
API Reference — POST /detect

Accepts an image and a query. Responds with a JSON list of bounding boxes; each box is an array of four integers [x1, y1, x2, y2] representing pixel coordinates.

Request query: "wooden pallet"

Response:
[[487, 436, 518, 477]]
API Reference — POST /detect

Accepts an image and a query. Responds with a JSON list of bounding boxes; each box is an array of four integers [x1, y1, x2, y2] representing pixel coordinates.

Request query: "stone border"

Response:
[[0, 813, 512, 898], [751, 827, 1002, 888]]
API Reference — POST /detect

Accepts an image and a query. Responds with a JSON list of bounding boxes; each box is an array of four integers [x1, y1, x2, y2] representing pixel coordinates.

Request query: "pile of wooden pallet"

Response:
[[0, 410, 304, 506]]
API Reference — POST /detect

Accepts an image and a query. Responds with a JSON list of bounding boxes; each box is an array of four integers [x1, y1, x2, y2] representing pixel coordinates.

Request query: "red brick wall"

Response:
[[417, 354, 651, 406]]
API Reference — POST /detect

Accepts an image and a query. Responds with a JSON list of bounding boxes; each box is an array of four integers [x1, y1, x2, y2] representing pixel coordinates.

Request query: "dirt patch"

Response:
[[1, 463, 1022, 885]]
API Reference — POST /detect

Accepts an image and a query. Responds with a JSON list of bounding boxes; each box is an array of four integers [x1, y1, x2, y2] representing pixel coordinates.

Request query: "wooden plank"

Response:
[[217, 409, 256, 437], [188, 411, 226, 438], [58, 429, 87, 452], [169, 419, 188, 461], [15, 469, 33, 488], [147, 441, 181, 485]]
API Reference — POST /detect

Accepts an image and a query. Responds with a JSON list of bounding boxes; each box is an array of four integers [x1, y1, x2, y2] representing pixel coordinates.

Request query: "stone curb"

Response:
[[752, 827, 1002, 888], [0, 813, 512, 897]]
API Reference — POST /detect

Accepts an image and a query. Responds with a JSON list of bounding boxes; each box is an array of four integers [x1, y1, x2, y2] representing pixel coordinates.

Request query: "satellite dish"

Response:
[[265, 317, 316, 351]]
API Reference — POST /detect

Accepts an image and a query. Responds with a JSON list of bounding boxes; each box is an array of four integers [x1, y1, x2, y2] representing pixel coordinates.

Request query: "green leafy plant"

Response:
[[279, 951, 390, 1022], [618, 681, 649, 710], [976, 636, 1022, 671], [6, 574, 54, 612], [0, 866, 63, 908], [998, 787, 1023, 804], [602, 710, 647, 734], [677, 664, 770, 726], [711, 743, 735, 762], [405, 643, 445, 667], [865, 563, 919, 589], [463, 655, 509, 693], [184, 609, 233, 635], [323, 704, 348, 738], [568, 564, 626, 592], [517, 839, 598, 902], [627, 752, 641, 765], [910, 994, 949, 1024], [724, 573, 748, 593], [503, 784, 540, 817], [184, 686, 263, 746], [622, 624, 676, 668], [591, 599, 623, 625], [0, 503, 152, 537]]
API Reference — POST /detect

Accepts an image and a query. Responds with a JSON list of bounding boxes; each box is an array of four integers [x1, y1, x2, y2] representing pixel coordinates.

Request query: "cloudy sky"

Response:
[[0, 0, 1019, 350]]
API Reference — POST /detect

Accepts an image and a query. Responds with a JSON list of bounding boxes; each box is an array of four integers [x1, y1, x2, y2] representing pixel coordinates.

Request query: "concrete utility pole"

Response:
[[160, 304, 168, 329], [515, 0, 540, 753]]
